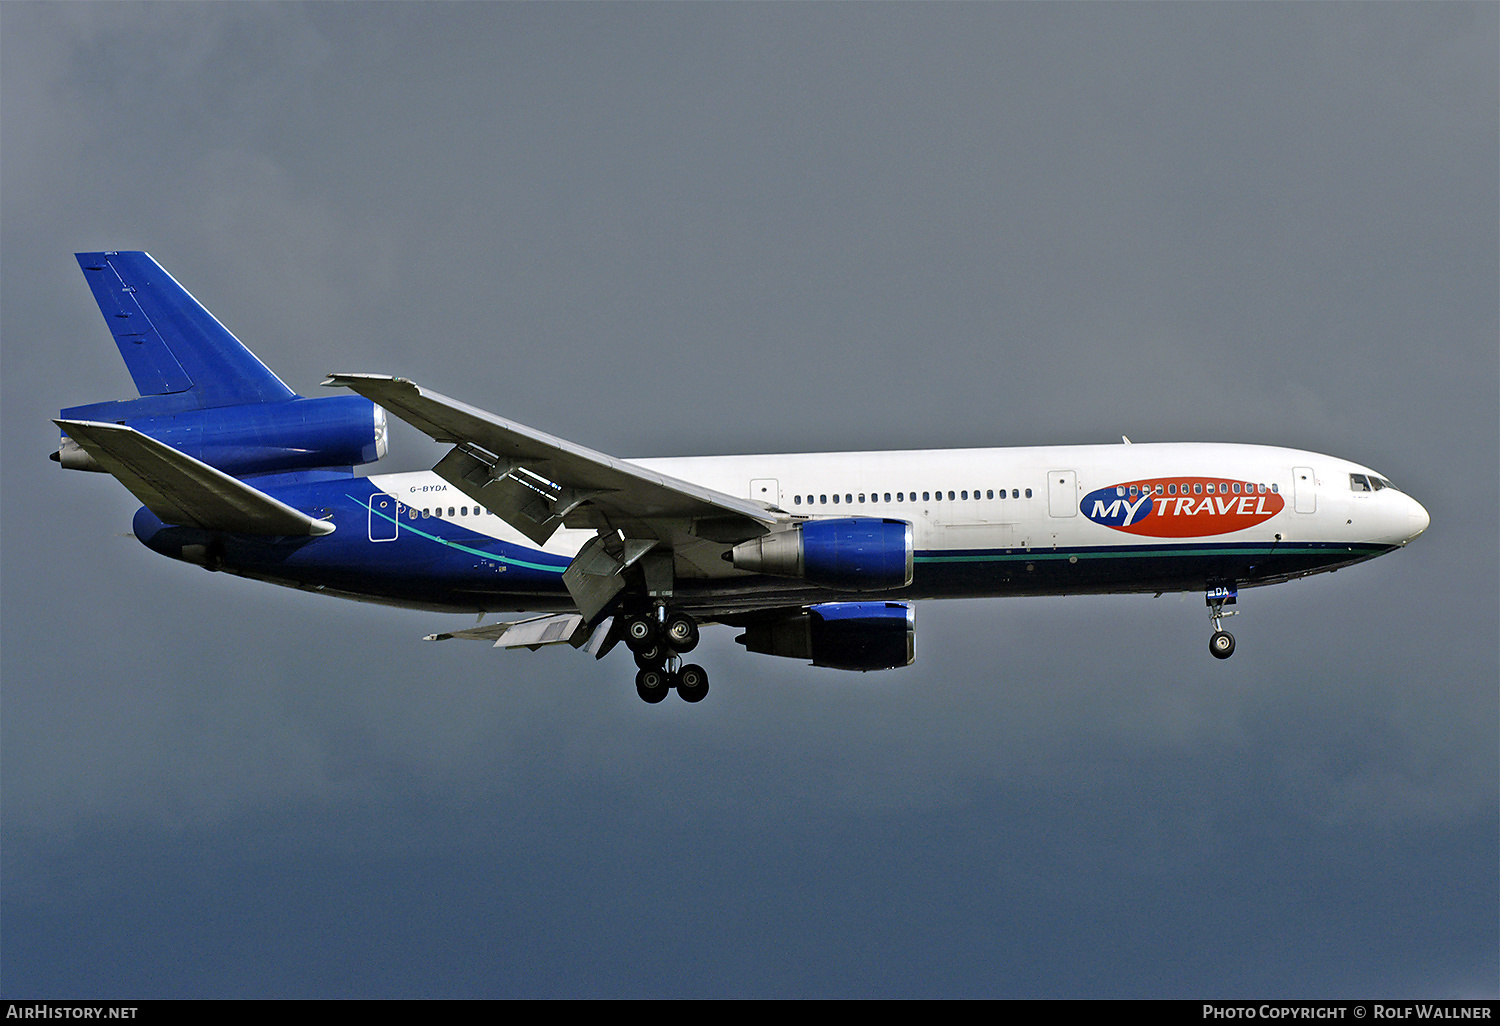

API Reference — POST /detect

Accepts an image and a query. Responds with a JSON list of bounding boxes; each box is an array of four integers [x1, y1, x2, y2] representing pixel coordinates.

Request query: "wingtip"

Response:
[[322, 373, 409, 389]]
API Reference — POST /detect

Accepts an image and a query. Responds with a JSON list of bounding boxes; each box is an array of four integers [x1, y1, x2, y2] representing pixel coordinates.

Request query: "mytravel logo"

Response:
[[1081, 477, 1285, 537]]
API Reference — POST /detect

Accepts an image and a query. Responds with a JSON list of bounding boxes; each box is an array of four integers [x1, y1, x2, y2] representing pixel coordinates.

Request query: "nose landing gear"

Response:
[[1206, 583, 1238, 660], [625, 608, 710, 702]]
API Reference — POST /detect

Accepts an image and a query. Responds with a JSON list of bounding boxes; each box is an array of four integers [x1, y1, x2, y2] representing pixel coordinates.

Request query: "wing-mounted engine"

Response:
[[726, 517, 914, 591], [736, 601, 915, 671]]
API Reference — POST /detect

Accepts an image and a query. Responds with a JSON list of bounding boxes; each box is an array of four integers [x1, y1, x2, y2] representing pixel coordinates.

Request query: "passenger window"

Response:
[[859, 494, 865, 503], [833, 494, 840, 504], [1025, 488, 1033, 498], [923, 492, 931, 501], [794, 495, 802, 505]]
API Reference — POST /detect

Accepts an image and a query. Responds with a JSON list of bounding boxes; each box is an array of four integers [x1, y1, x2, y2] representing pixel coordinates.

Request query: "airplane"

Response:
[[54, 251, 1430, 704]]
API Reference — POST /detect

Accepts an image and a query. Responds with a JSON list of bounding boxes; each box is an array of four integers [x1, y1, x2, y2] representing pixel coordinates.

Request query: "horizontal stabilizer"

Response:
[[425, 612, 590, 650], [55, 419, 334, 536]]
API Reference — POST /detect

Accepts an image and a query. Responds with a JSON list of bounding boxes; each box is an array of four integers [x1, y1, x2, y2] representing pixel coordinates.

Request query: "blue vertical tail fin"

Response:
[[74, 251, 297, 409]]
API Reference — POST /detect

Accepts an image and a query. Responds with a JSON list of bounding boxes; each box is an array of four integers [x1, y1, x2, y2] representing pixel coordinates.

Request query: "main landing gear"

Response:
[[624, 610, 709, 703], [1206, 583, 1238, 660]]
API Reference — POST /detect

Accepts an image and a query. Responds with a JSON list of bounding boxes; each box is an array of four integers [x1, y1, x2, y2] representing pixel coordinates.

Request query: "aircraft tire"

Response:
[[635, 667, 670, 703], [633, 642, 666, 669], [624, 615, 659, 652], [677, 664, 709, 703], [664, 613, 699, 653], [1209, 630, 1236, 660]]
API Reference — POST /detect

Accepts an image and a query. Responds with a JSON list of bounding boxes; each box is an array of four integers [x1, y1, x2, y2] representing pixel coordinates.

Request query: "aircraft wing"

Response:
[[55, 419, 335, 537], [324, 374, 788, 622], [324, 374, 783, 543]]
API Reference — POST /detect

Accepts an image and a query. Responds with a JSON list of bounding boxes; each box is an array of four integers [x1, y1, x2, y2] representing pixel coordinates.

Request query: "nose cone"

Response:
[[1405, 496, 1430, 542]]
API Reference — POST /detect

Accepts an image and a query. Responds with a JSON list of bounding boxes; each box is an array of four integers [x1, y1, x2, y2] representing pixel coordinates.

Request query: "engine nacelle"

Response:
[[736, 602, 915, 671], [728, 517, 913, 591], [56, 394, 387, 475]]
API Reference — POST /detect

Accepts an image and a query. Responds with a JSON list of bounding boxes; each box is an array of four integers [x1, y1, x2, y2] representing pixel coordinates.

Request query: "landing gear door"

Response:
[[368, 493, 400, 542], [1048, 470, 1078, 518]]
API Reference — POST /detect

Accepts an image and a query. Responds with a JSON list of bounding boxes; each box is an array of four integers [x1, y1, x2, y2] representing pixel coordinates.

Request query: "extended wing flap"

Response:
[[55, 419, 334, 537], [323, 374, 782, 545], [425, 612, 591, 650]]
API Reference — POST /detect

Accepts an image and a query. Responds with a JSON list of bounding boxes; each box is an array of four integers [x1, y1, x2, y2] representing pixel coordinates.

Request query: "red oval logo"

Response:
[[1081, 477, 1285, 537]]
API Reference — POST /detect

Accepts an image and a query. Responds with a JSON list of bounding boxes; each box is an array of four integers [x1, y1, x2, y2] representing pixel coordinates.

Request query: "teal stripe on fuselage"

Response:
[[355, 495, 568, 574]]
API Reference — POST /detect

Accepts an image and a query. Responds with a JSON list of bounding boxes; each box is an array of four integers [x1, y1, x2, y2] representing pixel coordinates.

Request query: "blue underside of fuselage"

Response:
[[130, 475, 1394, 615]]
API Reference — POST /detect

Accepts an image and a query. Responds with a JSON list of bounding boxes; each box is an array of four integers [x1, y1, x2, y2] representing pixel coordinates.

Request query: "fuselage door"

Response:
[[1048, 470, 1078, 517], [1292, 467, 1316, 514], [749, 478, 780, 508], [368, 493, 400, 542]]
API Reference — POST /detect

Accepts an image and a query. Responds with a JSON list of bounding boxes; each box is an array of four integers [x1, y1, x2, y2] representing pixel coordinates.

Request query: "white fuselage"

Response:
[[369, 441, 1428, 567]]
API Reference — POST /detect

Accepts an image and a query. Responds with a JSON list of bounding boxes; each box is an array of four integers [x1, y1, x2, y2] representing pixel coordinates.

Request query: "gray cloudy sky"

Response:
[[2, 3, 1495, 998]]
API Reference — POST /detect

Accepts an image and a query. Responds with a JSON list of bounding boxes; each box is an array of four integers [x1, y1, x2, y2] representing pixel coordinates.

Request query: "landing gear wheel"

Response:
[[635, 667, 670, 703], [1209, 630, 1236, 660], [633, 642, 666, 669], [677, 664, 710, 703], [663, 612, 699, 653], [624, 615, 659, 652]]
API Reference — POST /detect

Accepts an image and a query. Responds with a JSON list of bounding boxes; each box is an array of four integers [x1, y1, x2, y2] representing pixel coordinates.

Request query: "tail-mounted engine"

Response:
[[55, 394, 387, 476]]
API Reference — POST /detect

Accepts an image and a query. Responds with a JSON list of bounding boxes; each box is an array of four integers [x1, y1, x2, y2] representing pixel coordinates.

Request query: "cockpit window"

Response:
[[1350, 473, 1372, 492]]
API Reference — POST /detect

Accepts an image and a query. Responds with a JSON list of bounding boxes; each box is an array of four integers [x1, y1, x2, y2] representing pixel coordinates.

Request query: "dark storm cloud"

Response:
[[2, 2, 1494, 997]]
